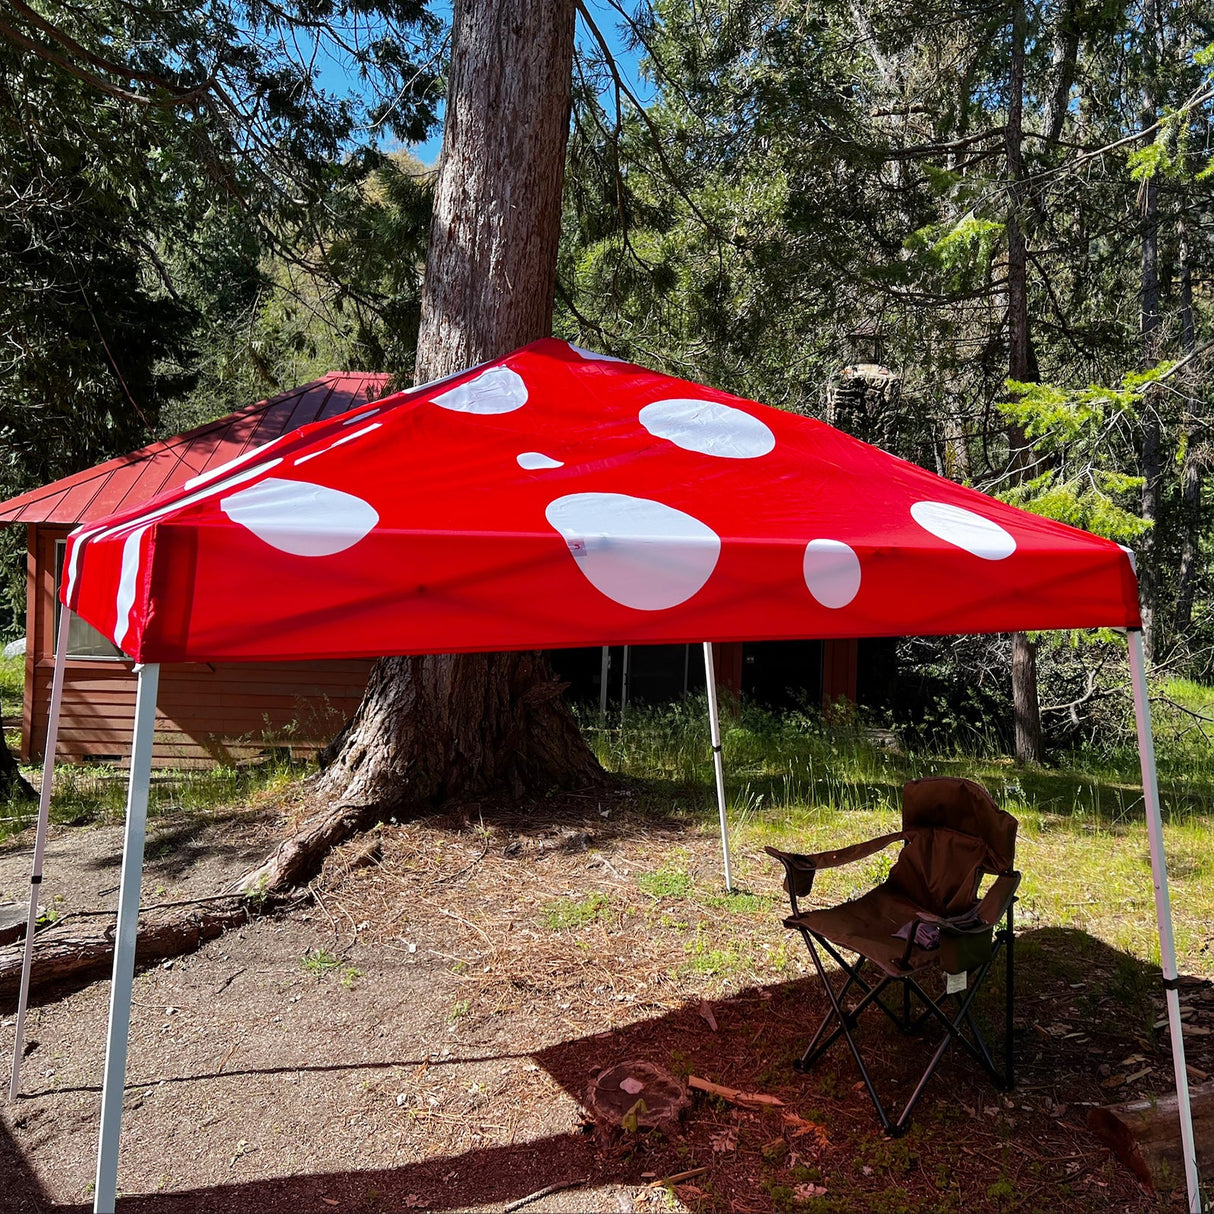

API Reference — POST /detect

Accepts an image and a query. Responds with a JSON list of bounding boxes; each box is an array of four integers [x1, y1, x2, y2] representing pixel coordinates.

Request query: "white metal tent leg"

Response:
[[94, 663, 159, 1214], [1128, 629, 1200, 1212], [702, 642, 734, 892], [598, 646, 610, 727], [7, 608, 72, 1101]]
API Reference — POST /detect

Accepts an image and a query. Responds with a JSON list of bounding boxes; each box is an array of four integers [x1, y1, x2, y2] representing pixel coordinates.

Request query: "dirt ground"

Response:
[[0, 783, 1201, 1213]]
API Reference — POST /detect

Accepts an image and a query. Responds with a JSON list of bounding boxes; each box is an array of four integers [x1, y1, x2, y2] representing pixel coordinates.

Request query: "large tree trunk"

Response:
[[413, 0, 574, 380], [1004, 0, 1043, 765], [315, 651, 597, 810], [318, 0, 602, 814]]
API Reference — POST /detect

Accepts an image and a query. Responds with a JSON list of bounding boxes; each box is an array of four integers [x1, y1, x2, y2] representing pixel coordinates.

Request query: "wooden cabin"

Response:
[[0, 375, 389, 767], [0, 374, 860, 769]]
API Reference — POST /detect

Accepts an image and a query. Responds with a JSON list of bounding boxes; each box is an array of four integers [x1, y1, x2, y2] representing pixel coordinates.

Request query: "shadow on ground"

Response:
[[4, 923, 1185, 1213]]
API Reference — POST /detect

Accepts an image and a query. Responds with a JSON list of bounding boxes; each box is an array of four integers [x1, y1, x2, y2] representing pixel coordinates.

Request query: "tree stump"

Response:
[[587, 1062, 688, 1134]]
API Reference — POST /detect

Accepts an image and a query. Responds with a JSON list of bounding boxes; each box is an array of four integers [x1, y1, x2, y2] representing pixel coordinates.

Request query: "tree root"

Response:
[[236, 796, 387, 897]]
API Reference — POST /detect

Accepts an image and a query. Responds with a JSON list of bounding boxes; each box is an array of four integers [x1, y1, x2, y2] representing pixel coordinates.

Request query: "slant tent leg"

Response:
[[1128, 629, 1201, 1213], [8, 608, 71, 1101], [598, 646, 610, 727], [94, 663, 160, 1214], [702, 642, 734, 892]]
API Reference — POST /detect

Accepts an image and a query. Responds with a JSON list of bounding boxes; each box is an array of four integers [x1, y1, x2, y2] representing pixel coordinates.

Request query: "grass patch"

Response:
[[589, 690, 1214, 985], [539, 891, 612, 930], [1, 653, 23, 758], [638, 866, 692, 900], [301, 948, 342, 979], [0, 753, 309, 845], [0, 654, 22, 718]]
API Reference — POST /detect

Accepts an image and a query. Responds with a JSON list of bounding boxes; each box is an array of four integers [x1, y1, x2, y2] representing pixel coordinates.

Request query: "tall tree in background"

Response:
[[1138, 0, 1164, 658], [316, 0, 604, 813], [1005, 0, 1043, 763]]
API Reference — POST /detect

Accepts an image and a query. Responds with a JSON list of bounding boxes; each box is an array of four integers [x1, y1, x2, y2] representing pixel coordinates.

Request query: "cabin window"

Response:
[[53, 541, 125, 660]]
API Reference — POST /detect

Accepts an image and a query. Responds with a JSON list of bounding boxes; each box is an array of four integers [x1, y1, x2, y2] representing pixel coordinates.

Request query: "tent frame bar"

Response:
[[8, 607, 71, 1101], [703, 642, 734, 891], [93, 662, 159, 1214], [1128, 628, 1200, 1211]]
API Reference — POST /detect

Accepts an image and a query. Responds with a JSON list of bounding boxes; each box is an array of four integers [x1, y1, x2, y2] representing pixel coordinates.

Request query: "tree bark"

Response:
[[0, 899, 256, 1001], [1089, 1079, 1214, 1192], [1004, 0, 1043, 764], [1011, 631, 1042, 765], [1174, 211, 1201, 639], [1042, 0, 1082, 144], [318, 0, 603, 816], [414, 0, 575, 379], [1138, 0, 1162, 660]]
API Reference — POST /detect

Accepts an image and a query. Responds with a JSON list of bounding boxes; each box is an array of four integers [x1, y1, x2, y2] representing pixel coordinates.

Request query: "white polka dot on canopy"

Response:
[[567, 342, 625, 362], [910, 500, 1017, 561], [431, 366, 528, 414], [803, 539, 862, 608], [545, 492, 720, 610], [639, 398, 775, 459], [220, 477, 379, 556], [517, 452, 564, 470]]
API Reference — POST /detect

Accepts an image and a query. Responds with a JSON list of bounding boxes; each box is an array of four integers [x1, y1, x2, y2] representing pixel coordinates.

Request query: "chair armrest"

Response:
[[765, 831, 907, 911], [976, 871, 1021, 927]]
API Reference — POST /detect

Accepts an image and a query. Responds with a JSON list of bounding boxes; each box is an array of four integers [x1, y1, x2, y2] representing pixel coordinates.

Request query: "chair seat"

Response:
[[785, 886, 940, 975]]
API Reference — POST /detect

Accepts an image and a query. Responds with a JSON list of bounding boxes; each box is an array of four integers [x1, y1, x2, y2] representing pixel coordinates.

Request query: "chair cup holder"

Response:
[[939, 921, 994, 974]]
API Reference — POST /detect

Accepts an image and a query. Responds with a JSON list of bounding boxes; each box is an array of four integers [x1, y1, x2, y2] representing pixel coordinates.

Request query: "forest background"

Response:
[[2, 0, 1213, 765]]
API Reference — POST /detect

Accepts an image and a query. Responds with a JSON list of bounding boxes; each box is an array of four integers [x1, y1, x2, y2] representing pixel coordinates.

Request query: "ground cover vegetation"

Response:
[[6, 687, 1214, 1209]]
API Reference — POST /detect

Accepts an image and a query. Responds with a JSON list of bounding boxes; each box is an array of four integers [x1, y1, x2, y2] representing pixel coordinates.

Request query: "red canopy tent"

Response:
[[4, 339, 1199, 1210], [58, 339, 1137, 659]]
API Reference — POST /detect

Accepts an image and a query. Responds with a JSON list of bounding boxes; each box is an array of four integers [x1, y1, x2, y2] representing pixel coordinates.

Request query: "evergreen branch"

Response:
[[7, 0, 215, 99]]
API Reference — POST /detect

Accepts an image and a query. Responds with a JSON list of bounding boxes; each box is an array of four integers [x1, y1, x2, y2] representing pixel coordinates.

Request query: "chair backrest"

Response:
[[886, 778, 1018, 917], [902, 777, 1017, 871]]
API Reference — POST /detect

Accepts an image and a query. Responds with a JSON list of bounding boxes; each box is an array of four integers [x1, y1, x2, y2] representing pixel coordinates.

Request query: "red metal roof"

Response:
[[0, 373, 392, 525]]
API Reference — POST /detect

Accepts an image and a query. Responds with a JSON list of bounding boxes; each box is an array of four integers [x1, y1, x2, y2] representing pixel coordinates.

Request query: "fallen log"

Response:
[[0, 898, 262, 1002], [1088, 1079, 1214, 1191]]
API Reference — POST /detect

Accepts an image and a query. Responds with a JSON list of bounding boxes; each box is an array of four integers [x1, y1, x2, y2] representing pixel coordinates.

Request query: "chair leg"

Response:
[[814, 936, 906, 1032], [1004, 898, 1016, 1091], [801, 935, 895, 1134], [792, 913, 1017, 1137], [893, 963, 1004, 1132], [795, 939, 870, 1066]]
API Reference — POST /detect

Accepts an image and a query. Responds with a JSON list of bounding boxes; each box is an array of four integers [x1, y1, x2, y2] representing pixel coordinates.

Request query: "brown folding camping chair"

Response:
[[766, 777, 1020, 1136]]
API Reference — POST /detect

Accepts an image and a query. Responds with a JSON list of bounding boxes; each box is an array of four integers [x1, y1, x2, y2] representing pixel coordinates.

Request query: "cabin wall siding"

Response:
[[23, 525, 372, 767]]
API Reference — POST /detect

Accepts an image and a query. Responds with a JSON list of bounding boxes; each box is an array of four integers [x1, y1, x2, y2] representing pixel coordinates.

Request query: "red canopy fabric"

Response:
[[62, 339, 1141, 663]]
